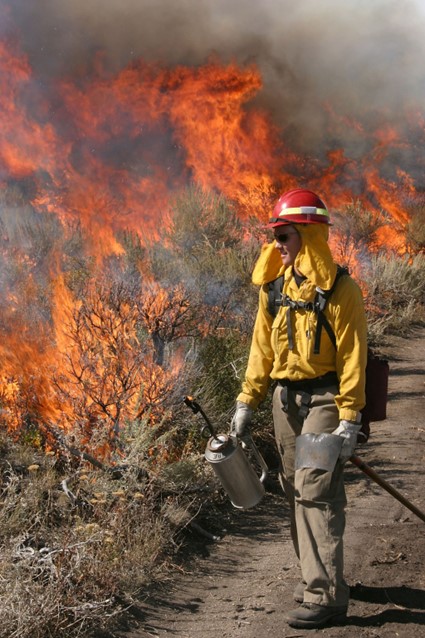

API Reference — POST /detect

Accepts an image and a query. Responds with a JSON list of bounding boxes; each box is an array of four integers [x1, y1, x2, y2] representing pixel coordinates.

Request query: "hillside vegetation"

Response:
[[1, 186, 424, 637]]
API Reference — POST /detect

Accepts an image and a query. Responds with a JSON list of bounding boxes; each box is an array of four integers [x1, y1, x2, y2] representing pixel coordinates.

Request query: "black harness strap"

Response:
[[267, 266, 348, 354], [268, 275, 284, 317], [286, 306, 293, 350], [268, 268, 348, 421], [276, 371, 339, 420], [312, 286, 338, 354], [283, 297, 314, 351], [315, 307, 337, 353]]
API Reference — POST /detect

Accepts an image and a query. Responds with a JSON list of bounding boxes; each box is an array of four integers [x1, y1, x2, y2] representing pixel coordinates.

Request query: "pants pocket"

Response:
[[295, 467, 346, 506]]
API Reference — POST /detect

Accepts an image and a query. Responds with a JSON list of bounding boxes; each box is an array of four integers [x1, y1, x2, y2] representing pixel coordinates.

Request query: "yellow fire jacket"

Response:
[[237, 223, 367, 422]]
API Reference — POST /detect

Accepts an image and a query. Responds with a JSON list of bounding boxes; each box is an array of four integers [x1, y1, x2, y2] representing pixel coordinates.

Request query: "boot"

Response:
[[285, 602, 347, 629]]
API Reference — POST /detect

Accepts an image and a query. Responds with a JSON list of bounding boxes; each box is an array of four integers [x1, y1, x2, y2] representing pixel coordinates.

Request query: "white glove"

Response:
[[332, 420, 362, 463], [230, 401, 253, 442]]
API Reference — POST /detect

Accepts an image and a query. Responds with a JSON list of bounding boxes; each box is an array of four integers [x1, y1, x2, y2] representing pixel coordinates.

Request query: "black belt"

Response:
[[276, 371, 339, 393]]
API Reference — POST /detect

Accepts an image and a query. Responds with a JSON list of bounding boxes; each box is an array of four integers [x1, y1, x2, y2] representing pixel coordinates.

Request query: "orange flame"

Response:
[[0, 21, 422, 449]]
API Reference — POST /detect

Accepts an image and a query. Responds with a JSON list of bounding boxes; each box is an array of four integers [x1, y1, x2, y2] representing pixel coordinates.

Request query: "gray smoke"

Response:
[[3, 0, 425, 157]]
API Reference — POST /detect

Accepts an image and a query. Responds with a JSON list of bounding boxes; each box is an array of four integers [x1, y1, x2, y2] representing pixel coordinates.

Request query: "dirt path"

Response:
[[116, 329, 425, 638]]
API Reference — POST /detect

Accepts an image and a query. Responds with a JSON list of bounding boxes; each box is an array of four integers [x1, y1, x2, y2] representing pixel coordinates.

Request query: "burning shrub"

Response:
[[331, 200, 386, 271], [405, 202, 425, 255], [150, 185, 260, 319], [2, 175, 425, 636]]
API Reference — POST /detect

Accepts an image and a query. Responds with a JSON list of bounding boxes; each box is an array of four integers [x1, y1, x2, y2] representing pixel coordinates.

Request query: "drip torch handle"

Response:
[[183, 396, 217, 439], [242, 434, 269, 483]]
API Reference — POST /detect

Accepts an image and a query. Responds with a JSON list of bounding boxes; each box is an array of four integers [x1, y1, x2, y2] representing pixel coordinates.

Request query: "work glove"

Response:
[[332, 419, 362, 463], [230, 401, 253, 444]]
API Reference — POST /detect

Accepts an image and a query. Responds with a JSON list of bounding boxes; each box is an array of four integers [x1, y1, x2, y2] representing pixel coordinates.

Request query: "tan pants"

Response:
[[272, 383, 350, 608]]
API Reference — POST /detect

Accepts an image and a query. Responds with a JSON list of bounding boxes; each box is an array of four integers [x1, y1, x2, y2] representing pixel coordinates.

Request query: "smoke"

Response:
[[3, 0, 425, 156]]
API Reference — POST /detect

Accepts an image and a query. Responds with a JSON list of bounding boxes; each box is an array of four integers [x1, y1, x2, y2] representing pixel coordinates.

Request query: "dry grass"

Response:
[[1, 188, 425, 637], [0, 429, 208, 638], [361, 253, 425, 345]]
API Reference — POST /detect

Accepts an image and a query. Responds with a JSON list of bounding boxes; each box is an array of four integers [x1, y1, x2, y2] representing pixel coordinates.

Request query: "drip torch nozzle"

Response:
[[183, 396, 201, 413], [183, 396, 219, 440]]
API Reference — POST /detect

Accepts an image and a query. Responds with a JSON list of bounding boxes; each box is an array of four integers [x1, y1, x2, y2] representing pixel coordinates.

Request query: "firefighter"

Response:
[[231, 188, 367, 629]]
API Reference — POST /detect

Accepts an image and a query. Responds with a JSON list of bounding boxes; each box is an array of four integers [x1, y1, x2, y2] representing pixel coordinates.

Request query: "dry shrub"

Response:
[[361, 252, 425, 344], [0, 426, 206, 638], [331, 200, 386, 269], [405, 203, 425, 255], [5, 186, 425, 637]]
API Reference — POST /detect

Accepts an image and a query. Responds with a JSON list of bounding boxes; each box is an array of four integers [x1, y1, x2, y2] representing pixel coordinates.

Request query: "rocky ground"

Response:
[[110, 328, 425, 638]]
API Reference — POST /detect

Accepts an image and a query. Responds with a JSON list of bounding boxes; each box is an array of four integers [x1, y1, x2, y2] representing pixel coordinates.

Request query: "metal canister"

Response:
[[204, 434, 268, 509]]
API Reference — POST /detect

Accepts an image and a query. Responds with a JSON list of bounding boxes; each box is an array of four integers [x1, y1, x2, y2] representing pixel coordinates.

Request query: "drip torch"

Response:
[[184, 396, 268, 509]]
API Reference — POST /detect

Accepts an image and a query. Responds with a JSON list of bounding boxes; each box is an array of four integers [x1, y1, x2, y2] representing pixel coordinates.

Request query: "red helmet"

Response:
[[268, 188, 330, 227]]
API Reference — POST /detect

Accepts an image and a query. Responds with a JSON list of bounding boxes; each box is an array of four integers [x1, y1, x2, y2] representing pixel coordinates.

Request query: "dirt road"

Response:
[[116, 329, 425, 638]]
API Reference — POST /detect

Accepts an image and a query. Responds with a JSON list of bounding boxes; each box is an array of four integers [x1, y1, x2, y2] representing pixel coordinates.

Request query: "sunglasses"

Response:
[[274, 231, 299, 243]]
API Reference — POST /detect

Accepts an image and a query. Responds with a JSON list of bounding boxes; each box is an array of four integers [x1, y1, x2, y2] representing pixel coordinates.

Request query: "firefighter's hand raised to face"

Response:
[[230, 401, 253, 443]]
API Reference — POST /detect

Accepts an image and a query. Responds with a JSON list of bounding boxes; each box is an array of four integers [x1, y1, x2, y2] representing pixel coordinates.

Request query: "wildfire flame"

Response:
[[0, 11, 423, 451]]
